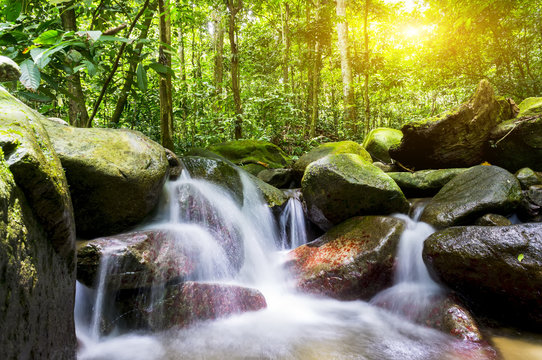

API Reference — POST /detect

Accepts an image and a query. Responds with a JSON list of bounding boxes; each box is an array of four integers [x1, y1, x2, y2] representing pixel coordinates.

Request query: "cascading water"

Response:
[[279, 190, 308, 250], [76, 169, 489, 360]]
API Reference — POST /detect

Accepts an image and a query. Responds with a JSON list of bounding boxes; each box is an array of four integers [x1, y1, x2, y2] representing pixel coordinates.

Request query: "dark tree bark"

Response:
[[225, 0, 243, 139], [309, 0, 322, 139], [281, 2, 290, 93], [158, 0, 174, 151], [363, 0, 371, 135], [60, 2, 90, 127]]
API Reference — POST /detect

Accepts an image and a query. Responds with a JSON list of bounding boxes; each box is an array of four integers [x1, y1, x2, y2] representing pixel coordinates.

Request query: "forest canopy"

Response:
[[1, 0, 540, 154]]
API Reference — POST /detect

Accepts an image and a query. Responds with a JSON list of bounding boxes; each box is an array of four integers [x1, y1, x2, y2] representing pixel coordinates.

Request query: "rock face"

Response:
[[390, 80, 518, 169], [77, 231, 201, 289], [362, 127, 403, 164], [208, 139, 290, 175], [0, 87, 76, 359], [388, 168, 467, 198], [0, 56, 21, 82], [515, 168, 542, 189], [287, 216, 405, 300], [420, 165, 522, 228], [292, 141, 372, 180], [517, 185, 542, 222], [43, 120, 169, 239], [423, 224, 542, 330], [517, 97, 542, 118], [257, 168, 294, 189], [145, 282, 267, 330], [301, 154, 409, 230], [489, 114, 542, 172], [474, 214, 512, 226]]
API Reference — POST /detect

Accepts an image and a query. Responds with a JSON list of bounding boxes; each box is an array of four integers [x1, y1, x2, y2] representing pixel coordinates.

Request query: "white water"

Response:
[[279, 190, 308, 250], [76, 169, 484, 360]]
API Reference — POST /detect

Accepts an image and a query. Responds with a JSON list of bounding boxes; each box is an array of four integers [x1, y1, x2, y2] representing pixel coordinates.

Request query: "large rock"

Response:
[[292, 141, 372, 180], [517, 97, 542, 118], [420, 165, 522, 228], [0, 56, 21, 82], [257, 168, 294, 189], [517, 185, 542, 223], [362, 127, 403, 164], [287, 216, 405, 300], [488, 114, 542, 172], [390, 80, 518, 169], [208, 139, 290, 175], [388, 168, 467, 197], [423, 224, 542, 330], [301, 154, 409, 230], [0, 87, 76, 359], [144, 282, 267, 330], [43, 120, 169, 239], [515, 168, 542, 189]]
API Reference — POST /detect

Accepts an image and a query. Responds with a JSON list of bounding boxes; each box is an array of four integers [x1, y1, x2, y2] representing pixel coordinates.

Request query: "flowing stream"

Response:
[[76, 171, 492, 360]]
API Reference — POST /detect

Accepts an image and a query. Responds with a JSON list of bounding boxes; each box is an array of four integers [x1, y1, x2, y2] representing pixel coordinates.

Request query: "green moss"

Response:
[[518, 97, 542, 118], [362, 128, 403, 163], [209, 139, 290, 169]]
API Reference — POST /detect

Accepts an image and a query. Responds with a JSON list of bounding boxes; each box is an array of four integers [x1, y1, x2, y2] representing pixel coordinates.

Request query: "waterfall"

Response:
[[278, 190, 308, 250]]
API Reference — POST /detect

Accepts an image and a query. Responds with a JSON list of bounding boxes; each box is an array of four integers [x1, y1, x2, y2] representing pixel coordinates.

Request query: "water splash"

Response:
[[279, 189, 308, 250]]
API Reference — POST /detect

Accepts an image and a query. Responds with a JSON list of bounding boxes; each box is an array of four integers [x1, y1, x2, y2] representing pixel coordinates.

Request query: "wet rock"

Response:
[[362, 127, 403, 164], [165, 148, 183, 180], [145, 282, 267, 330], [388, 168, 467, 197], [301, 154, 409, 230], [0, 87, 76, 359], [292, 141, 372, 180], [390, 80, 518, 169], [372, 161, 398, 172], [420, 165, 522, 228], [515, 168, 542, 189], [517, 97, 542, 118], [488, 103, 542, 172], [208, 139, 290, 176], [43, 120, 169, 239], [474, 214, 512, 226], [287, 216, 405, 300], [0, 56, 21, 82], [423, 224, 542, 330], [517, 185, 542, 222], [257, 168, 294, 189]]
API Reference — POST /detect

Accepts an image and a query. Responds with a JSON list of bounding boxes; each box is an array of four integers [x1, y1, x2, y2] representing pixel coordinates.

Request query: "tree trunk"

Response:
[[213, 10, 225, 117], [363, 0, 371, 136], [60, 2, 90, 128], [226, 0, 243, 139], [304, 5, 314, 133], [281, 2, 290, 93], [309, 0, 322, 139], [158, 0, 174, 151], [178, 13, 187, 137], [110, 2, 156, 125], [336, 0, 357, 135]]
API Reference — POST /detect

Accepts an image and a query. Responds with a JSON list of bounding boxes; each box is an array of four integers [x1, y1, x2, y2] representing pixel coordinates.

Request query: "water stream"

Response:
[[76, 171, 492, 360]]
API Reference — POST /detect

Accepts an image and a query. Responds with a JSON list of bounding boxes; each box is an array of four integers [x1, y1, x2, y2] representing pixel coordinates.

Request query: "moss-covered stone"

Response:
[[0, 56, 20, 82], [488, 115, 542, 172], [515, 168, 542, 189], [517, 97, 542, 118], [208, 139, 290, 175], [423, 224, 542, 330], [43, 119, 169, 239], [388, 168, 467, 197], [362, 127, 403, 164], [474, 213, 512, 226], [420, 165, 522, 228], [390, 80, 518, 169], [293, 141, 372, 181], [257, 168, 294, 188], [287, 216, 405, 300], [517, 185, 542, 223], [301, 153, 409, 230]]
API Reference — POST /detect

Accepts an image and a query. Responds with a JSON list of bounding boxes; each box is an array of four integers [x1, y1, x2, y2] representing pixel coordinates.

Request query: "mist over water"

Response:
[[76, 170, 480, 360]]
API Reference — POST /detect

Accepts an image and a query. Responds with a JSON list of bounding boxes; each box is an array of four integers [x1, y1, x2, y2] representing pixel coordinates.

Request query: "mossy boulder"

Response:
[[517, 185, 542, 223], [301, 153, 409, 230], [362, 128, 403, 164], [423, 224, 542, 330], [517, 97, 542, 118], [474, 214, 512, 226], [208, 139, 290, 176], [420, 165, 522, 228], [515, 168, 542, 189], [388, 168, 467, 197], [257, 168, 294, 189], [0, 87, 76, 359], [287, 216, 405, 300], [43, 120, 169, 239], [488, 115, 542, 172], [292, 141, 372, 180], [0, 56, 21, 82], [390, 80, 518, 169]]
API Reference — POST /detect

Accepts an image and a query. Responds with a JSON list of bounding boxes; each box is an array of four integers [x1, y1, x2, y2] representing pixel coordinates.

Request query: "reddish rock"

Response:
[[287, 216, 405, 300], [77, 230, 196, 289], [146, 282, 267, 329]]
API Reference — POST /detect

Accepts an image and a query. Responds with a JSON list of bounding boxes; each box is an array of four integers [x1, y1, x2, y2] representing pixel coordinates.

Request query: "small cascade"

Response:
[[278, 189, 308, 250]]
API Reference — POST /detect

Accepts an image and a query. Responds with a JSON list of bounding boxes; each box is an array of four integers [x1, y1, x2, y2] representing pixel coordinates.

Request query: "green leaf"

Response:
[[33, 30, 61, 45], [97, 35, 131, 43], [76, 31, 102, 42], [82, 60, 97, 77], [136, 63, 147, 92], [518, 254, 524, 262], [19, 59, 41, 91], [30, 48, 50, 69], [148, 62, 176, 78], [5, 1, 22, 22]]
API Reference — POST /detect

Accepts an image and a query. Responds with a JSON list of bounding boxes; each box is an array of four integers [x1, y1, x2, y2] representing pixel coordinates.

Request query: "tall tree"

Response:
[[225, 0, 243, 139], [281, 2, 290, 93], [309, 0, 322, 138], [363, 0, 371, 134], [158, 0, 174, 150], [213, 10, 225, 114], [60, 1, 90, 127], [336, 0, 357, 135]]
